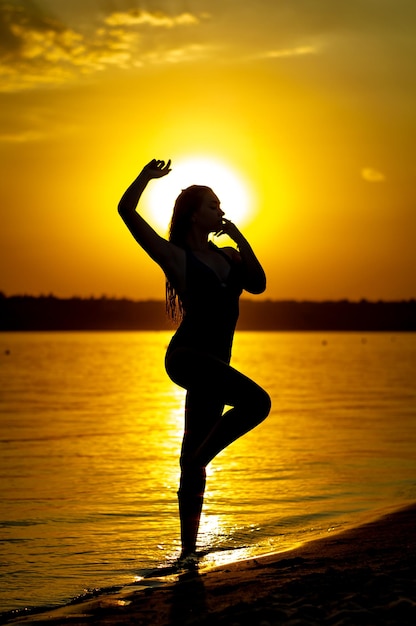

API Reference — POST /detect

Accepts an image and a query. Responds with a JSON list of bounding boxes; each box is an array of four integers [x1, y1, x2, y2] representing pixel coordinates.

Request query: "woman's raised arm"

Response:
[[118, 159, 183, 275]]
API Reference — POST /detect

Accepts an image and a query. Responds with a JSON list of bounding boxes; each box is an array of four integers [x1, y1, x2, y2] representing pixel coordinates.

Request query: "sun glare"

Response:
[[145, 156, 254, 234]]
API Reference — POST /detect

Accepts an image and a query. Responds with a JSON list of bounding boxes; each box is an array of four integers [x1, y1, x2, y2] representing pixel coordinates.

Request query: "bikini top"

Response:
[[182, 242, 242, 306]]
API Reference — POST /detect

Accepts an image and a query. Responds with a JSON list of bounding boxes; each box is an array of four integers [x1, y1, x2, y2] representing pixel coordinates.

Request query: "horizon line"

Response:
[[1, 293, 415, 304]]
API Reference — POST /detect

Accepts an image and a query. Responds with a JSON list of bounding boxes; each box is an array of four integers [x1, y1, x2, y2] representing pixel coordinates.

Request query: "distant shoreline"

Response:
[[1, 294, 415, 331]]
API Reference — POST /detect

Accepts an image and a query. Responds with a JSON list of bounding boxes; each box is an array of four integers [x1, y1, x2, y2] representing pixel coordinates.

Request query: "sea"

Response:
[[1, 331, 415, 617]]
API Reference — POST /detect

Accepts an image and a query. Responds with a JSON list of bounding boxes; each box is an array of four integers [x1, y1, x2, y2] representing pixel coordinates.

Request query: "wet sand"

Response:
[[5, 503, 416, 626]]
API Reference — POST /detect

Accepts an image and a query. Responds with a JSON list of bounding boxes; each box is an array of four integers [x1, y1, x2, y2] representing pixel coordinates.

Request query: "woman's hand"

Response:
[[217, 218, 266, 293], [216, 218, 244, 245], [142, 159, 172, 180], [118, 159, 171, 216]]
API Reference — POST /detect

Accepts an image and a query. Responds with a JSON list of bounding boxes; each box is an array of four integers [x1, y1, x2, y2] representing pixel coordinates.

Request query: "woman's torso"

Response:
[[167, 244, 243, 362]]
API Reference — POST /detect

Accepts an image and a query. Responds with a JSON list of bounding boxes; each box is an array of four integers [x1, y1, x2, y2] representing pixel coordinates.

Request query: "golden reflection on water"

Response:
[[111, 329, 416, 565], [1, 331, 416, 611]]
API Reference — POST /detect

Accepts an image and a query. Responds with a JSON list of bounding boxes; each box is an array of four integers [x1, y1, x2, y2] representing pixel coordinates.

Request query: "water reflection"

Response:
[[1, 331, 415, 612]]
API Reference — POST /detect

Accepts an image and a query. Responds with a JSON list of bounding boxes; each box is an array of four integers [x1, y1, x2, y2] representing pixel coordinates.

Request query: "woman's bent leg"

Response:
[[166, 348, 271, 466], [194, 378, 271, 467], [166, 347, 271, 555]]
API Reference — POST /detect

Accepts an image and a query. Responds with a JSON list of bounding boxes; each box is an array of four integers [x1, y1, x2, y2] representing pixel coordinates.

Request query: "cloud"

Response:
[[0, 103, 80, 144], [0, 129, 45, 143], [3, 0, 415, 95], [361, 167, 386, 182], [0, 26, 130, 92], [0, 1, 205, 92], [104, 10, 199, 28], [137, 43, 211, 66], [250, 45, 319, 61]]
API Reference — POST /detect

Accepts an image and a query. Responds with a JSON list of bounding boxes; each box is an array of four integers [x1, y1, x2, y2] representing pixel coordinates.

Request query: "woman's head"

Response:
[[168, 185, 222, 246], [166, 185, 223, 323]]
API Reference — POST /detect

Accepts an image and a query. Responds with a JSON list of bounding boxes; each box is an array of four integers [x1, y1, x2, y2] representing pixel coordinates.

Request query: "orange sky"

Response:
[[1, 0, 415, 301]]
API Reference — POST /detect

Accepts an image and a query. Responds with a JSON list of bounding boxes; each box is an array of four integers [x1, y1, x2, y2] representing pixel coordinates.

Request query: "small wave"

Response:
[[0, 520, 41, 528], [0, 431, 131, 445]]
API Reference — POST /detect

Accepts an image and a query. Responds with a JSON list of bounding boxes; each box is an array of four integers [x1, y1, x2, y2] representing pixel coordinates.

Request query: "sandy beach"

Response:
[[4, 502, 416, 626]]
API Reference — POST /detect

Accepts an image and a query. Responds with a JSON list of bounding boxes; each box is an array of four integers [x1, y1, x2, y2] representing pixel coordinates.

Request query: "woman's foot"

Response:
[[177, 550, 199, 569]]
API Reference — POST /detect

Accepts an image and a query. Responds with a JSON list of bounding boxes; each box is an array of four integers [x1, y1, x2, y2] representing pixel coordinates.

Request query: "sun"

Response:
[[144, 156, 254, 235]]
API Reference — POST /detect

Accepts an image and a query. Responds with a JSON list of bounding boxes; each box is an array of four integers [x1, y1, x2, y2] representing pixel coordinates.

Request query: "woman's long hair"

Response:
[[166, 185, 211, 323]]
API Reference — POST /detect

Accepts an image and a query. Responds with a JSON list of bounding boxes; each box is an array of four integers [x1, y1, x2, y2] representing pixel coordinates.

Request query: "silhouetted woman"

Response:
[[118, 159, 271, 560]]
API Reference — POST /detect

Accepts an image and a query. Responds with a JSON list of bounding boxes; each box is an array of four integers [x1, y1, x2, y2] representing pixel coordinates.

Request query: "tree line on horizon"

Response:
[[0, 293, 415, 331]]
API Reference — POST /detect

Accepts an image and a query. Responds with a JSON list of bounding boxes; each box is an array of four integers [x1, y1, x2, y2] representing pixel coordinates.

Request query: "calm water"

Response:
[[1, 331, 415, 614]]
